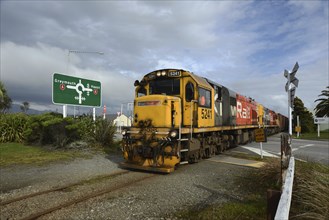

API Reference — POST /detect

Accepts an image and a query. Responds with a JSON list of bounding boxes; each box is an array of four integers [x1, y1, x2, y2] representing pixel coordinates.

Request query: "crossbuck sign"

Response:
[[52, 73, 101, 107]]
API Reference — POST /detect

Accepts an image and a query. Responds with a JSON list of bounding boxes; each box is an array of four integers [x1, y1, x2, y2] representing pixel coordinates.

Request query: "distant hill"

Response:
[[7, 104, 123, 120], [8, 104, 52, 115]]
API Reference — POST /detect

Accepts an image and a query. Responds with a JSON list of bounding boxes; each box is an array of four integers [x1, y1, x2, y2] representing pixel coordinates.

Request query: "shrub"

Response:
[[67, 116, 94, 142], [2, 112, 116, 150], [23, 112, 79, 148], [89, 118, 116, 147], [0, 113, 28, 143]]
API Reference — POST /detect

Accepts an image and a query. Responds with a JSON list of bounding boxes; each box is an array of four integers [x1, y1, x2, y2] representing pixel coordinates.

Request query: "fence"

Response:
[[274, 133, 294, 220]]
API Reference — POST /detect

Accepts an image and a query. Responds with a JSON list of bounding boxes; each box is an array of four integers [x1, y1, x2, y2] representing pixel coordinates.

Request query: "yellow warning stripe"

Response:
[[207, 158, 265, 168]]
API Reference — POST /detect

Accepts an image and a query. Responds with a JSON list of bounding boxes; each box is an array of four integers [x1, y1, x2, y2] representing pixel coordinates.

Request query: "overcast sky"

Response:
[[1, 0, 328, 116]]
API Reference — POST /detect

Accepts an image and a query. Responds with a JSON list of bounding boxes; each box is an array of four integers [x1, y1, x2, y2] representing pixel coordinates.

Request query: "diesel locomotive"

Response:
[[121, 69, 287, 173]]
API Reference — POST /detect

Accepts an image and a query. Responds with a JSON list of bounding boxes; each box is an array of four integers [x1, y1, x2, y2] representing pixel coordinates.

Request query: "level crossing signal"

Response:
[[284, 62, 299, 136], [284, 62, 299, 107]]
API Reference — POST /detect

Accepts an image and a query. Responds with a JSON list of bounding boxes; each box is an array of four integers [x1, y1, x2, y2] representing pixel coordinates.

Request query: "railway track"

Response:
[[0, 170, 156, 220]]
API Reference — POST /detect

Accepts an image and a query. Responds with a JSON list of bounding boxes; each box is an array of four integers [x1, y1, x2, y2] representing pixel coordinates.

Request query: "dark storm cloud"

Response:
[[1, 1, 328, 114]]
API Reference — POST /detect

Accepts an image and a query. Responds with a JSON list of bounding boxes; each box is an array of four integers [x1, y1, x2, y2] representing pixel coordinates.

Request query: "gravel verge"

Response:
[[1, 152, 254, 220], [0, 153, 123, 197]]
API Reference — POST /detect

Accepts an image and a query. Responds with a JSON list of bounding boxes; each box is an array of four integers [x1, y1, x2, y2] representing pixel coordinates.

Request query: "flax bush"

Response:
[[0, 113, 28, 143], [291, 162, 329, 220], [89, 118, 116, 147], [1, 112, 116, 149]]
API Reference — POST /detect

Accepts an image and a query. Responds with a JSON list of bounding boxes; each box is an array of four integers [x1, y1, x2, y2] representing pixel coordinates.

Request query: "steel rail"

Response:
[[20, 174, 156, 220], [0, 170, 129, 206]]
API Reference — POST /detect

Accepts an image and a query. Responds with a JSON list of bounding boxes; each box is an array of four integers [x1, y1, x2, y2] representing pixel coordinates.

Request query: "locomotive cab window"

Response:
[[185, 82, 194, 102], [216, 87, 222, 101], [198, 88, 211, 108], [149, 78, 180, 96], [137, 86, 146, 97]]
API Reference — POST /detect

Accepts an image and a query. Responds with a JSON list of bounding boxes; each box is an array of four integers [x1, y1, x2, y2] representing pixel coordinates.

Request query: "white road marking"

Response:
[[240, 146, 279, 158], [292, 144, 314, 152]]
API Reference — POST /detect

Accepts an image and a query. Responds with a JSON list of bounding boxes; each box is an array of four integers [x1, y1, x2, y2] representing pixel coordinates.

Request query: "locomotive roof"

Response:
[[189, 72, 212, 89], [143, 69, 212, 90]]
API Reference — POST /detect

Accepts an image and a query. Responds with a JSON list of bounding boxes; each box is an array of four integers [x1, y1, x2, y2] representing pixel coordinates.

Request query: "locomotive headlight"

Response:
[[161, 71, 166, 76], [169, 130, 178, 138], [156, 72, 161, 77]]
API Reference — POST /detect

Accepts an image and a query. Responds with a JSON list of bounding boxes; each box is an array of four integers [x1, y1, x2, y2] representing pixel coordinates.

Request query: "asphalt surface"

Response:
[[232, 133, 329, 165]]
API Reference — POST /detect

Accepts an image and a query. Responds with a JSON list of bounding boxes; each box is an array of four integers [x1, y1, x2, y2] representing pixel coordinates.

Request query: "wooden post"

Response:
[[267, 189, 281, 220]]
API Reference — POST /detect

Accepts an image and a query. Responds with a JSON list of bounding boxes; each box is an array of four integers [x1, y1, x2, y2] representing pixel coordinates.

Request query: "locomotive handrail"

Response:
[[190, 100, 198, 139], [166, 97, 183, 150]]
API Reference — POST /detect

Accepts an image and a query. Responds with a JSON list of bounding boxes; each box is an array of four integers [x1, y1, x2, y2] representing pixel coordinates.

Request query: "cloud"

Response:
[[1, 1, 328, 115], [0, 42, 135, 113]]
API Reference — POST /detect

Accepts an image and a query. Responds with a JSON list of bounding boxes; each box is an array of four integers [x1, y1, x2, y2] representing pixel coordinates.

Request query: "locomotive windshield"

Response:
[[149, 78, 180, 96]]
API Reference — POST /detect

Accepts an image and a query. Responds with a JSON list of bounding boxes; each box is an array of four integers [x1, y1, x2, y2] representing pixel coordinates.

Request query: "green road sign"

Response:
[[53, 73, 101, 107]]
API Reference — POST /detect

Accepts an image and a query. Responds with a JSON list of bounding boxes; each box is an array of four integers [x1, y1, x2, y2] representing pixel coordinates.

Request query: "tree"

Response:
[[293, 97, 315, 133], [0, 81, 12, 113], [314, 86, 329, 117], [0, 88, 3, 101], [20, 101, 30, 113]]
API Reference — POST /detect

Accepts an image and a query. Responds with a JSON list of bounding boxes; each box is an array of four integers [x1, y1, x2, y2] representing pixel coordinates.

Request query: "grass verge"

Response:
[[293, 130, 329, 141], [0, 142, 84, 167], [176, 157, 328, 219], [176, 158, 282, 219], [290, 161, 329, 219]]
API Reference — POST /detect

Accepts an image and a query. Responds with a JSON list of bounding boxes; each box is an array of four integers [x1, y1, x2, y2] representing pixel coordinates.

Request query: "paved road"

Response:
[[231, 133, 329, 165]]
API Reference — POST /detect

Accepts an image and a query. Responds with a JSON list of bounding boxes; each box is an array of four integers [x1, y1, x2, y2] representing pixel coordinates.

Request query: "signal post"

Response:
[[284, 62, 299, 137]]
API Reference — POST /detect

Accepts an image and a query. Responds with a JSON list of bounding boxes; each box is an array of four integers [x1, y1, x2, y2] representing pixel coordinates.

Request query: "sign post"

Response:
[[314, 117, 329, 137], [255, 127, 267, 159], [296, 115, 300, 138], [103, 105, 107, 120], [53, 73, 101, 119]]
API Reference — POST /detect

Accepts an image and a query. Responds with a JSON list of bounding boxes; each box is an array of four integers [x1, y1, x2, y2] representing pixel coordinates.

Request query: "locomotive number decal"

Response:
[[168, 71, 181, 77], [201, 108, 212, 119]]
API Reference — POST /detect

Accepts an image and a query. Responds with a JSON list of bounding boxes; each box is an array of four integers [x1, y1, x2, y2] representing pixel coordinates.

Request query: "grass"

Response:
[[176, 158, 282, 219], [290, 161, 329, 219], [177, 200, 266, 220], [0, 142, 84, 167], [176, 157, 328, 219], [293, 130, 329, 141], [103, 140, 122, 154], [177, 199, 266, 220]]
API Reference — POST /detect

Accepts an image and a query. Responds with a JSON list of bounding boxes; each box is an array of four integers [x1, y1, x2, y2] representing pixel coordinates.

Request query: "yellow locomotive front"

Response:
[[121, 69, 185, 173]]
